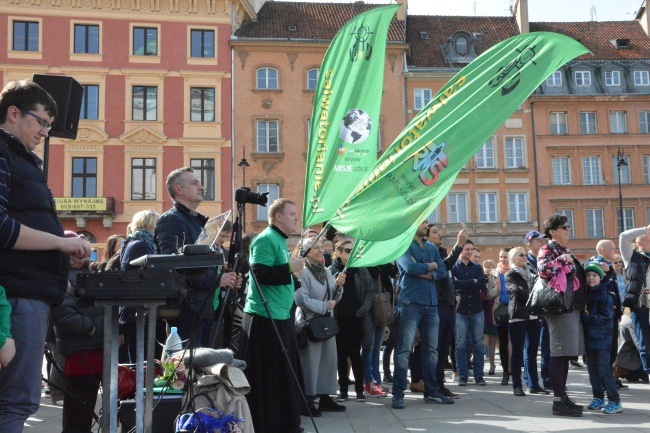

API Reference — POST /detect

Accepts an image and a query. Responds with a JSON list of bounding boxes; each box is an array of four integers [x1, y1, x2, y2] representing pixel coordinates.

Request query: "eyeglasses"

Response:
[[20, 110, 52, 132], [557, 225, 571, 230], [343, 248, 352, 254]]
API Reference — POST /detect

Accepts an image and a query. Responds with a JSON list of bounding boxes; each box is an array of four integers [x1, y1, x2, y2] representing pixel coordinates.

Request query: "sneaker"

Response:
[[513, 386, 526, 397], [458, 378, 468, 386], [562, 396, 584, 411], [336, 393, 348, 402], [356, 392, 366, 402], [587, 397, 605, 410], [409, 381, 425, 393], [363, 383, 372, 395], [552, 399, 583, 417], [528, 386, 550, 395], [383, 374, 393, 384], [570, 360, 585, 368], [441, 387, 459, 399], [425, 391, 455, 404], [475, 378, 487, 386], [452, 371, 459, 381], [319, 395, 346, 412], [391, 396, 405, 409], [370, 383, 387, 397], [602, 401, 623, 414]]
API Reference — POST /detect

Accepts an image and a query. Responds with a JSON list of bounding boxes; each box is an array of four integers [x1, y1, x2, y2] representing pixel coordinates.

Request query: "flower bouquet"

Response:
[[154, 356, 188, 390]]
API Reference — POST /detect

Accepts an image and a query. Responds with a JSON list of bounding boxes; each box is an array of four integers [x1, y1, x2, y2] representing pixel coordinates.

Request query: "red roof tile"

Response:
[[235, 1, 405, 42]]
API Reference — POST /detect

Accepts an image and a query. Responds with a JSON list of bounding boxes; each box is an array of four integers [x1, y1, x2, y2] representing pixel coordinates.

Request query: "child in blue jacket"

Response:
[[582, 262, 622, 414]]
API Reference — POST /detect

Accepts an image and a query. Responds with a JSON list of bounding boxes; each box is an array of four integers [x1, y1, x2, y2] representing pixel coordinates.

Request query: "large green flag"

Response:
[[346, 222, 417, 268], [302, 5, 399, 228], [329, 32, 590, 241]]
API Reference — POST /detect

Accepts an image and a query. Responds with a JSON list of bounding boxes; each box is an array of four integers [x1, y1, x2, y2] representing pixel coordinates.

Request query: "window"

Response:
[[455, 36, 468, 56], [582, 157, 601, 185], [256, 184, 279, 221], [132, 86, 157, 121], [640, 111, 650, 134], [550, 112, 567, 135], [427, 207, 439, 225], [447, 193, 467, 223], [617, 208, 634, 233], [579, 112, 597, 134], [190, 29, 214, 58], [414, 88, 432, 110], [610, 111, 627, 134], [634, 70, 650, 86], [74, 24, 99, 54], [505, 137, 525, 168], [556, 209, 574, 239], [546, 71, 562, 87], [644, 156, 650, 184], [190, 87, 215, 122], [131, 158, 156, 200], [475, 137, 496, 168], [575, 71, 591, 86], [605, 70, 621, 86], [256, 67, 278, 89], [133, 27, 157, 56], [71, 157, 97, 197], [257, 120, 279, 153], [613, 155, 631, 184], [508, 192, 527, 223], [307, 68, 319, 91], [80, 85, 99, 120], [190, 159, 215, 201], [478, 192, 497, 223], [13, 21, 39, 51], [586, 209, 604, 239], [552, 157, 571, 185]]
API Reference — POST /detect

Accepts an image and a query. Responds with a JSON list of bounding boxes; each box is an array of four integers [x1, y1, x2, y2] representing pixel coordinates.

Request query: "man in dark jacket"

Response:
[[154, 167, 240, 347], [0, 80, 91, 432], [452, 240, 486, 386]]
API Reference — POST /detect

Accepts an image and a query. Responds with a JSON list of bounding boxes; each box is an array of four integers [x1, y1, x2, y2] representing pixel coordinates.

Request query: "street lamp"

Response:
[[616, 147, 628, 233], [238, 147, 251, 229]]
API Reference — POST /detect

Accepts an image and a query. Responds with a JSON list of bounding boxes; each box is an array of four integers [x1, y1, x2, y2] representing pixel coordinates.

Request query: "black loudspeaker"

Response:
[[32, 74, 83, 139]]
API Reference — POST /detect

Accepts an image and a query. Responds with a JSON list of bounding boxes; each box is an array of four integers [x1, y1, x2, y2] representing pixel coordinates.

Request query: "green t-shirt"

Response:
[[244, 226, 294, 320]]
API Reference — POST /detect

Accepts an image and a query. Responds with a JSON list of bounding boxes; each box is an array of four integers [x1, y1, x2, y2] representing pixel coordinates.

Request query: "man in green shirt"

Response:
[[240, 198, 305, 433]]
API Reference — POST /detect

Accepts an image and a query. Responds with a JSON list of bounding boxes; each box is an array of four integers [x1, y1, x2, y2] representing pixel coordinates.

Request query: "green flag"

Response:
[[346, 224, 416, 268], [329, 32, 590, 241], [302, 5, 399, 228]]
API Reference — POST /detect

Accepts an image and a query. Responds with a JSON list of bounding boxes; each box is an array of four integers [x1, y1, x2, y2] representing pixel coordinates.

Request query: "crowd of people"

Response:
[[0, 78, 649, 433]]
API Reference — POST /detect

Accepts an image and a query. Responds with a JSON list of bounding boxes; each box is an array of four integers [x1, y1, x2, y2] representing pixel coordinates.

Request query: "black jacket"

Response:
[[624, 251, 650, 308], [0, 130, 68, 305], [505, 269, 533, 320], [51, 292, 104, 357]]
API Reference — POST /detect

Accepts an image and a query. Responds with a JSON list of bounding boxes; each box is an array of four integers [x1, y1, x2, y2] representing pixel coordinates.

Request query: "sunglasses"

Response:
[[555, 225, 571, 230], [342, 248, 352, 254]]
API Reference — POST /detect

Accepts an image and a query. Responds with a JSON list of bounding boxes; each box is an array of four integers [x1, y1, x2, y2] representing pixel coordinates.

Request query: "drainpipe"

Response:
[[531, 101, 541, 230]]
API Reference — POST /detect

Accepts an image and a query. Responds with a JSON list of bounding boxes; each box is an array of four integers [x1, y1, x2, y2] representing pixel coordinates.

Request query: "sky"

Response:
[[278, 0, 642, 22]]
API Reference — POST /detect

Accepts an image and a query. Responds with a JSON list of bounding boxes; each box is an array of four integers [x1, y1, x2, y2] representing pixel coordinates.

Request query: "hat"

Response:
[[584, 261, 605, 279], [525, 230, 546, 244]]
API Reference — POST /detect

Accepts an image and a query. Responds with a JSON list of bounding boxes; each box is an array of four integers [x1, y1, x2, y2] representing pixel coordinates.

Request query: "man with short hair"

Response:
[[0, 80, 91, 432], [240, 198, 306, 433], [471, 247, 481, 264], [453, 240, 486, 386], [391, 220, 452, 409], [619, 225, 650, 377], [155, 167, 239, 346]]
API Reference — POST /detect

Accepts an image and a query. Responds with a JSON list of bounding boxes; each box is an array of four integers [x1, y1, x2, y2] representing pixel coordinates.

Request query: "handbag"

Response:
[[372, 278, 394, 326], [493, 304, 510, 325], [305, 278, 339, 342], [526, 275, 574, 316]]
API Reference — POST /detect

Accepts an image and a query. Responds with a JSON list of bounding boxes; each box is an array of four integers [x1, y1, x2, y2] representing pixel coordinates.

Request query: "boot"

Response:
[[500, 372, 509, 386]]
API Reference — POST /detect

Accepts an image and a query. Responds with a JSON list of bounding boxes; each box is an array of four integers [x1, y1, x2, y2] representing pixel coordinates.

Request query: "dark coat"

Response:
[[51, 292, 104, 357], [582, 282, 614, 351], [505, 268, 533, 320]]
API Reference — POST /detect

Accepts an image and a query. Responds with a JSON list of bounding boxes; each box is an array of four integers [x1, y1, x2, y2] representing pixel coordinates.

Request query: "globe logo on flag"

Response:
[[339, 109, 372, 145]]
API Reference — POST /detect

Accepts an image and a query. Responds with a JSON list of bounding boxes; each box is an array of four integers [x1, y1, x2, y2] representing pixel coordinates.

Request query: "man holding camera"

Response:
[[155, 167, 240, 346]]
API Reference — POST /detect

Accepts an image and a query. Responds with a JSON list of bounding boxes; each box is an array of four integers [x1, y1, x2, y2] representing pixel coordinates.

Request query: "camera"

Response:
[[235, 187, 268, 206]]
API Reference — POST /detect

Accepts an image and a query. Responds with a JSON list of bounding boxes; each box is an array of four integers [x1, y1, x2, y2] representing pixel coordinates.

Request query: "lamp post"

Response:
[[616, 147, 628, 233], [238, 147, 250, 230]]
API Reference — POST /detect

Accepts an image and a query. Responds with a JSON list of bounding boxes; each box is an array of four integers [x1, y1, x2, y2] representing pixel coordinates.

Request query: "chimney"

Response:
[[395, 0, 407, 21], [637, 0, 649, 36], [514, 0, 529, 34]]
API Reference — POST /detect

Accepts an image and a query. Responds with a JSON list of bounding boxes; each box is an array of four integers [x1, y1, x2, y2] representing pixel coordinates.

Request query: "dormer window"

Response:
[[445, 31, 478, 63], [288, 25, 297, 32], [420, 31, 430, 40], [610, 38, 630, 49]]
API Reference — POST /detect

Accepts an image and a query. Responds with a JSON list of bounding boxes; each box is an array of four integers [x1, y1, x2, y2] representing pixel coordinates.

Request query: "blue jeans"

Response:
[[392, 302, 440, 399], [585, 349, 620, 402], [0, 298, 50, 432], [455, 311, 485, 381], [362, 324, 384, 384], [631, 307, 650, 374], [510, 320, 541, 389]]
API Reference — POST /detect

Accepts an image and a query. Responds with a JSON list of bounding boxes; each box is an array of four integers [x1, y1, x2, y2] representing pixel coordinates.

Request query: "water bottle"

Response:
[[164, 327, 182, 361]]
